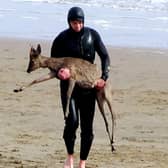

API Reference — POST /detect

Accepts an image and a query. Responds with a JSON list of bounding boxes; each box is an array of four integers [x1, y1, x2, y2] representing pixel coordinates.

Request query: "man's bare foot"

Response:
[[64, 154, 74, 168], [78, 160, 86, 168]]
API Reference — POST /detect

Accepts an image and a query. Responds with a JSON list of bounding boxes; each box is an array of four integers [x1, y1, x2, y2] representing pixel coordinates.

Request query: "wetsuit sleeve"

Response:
[[93, 30, 111, 81], [51, 33, 63, 58], [51, 38, 58, 58]]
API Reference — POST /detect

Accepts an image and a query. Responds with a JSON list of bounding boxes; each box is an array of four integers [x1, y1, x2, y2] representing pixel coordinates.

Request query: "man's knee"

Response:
[[81, 129, 94, 141]]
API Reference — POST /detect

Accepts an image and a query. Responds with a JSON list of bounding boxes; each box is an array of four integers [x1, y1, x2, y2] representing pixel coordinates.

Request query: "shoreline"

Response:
[[0, 37, 168, 168], [1, 36, 168, 51]]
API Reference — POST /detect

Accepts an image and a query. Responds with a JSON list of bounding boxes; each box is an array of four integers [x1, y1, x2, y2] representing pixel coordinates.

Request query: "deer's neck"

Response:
[[39, 55, 64, 71], [39, 55, 50, 68]]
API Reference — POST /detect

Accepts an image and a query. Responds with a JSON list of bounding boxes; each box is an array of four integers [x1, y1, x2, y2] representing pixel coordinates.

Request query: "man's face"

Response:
[[70, 20, 84, 32]]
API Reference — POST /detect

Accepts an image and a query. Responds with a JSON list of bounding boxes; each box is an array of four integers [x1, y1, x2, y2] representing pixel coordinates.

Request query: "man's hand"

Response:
[[57, 68, 71, 80], [94, 78, 106, 90]]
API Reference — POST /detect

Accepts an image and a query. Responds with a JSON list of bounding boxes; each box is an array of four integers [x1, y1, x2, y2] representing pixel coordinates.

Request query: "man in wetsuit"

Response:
[[51, 6, 110, 168]]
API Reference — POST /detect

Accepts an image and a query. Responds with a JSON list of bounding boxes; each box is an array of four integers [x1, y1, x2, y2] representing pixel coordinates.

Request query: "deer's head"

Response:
[[27, 44, 42, 73]]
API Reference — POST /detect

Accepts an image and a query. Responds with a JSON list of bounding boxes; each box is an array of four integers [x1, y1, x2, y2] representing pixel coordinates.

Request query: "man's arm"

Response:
[[93, 30, 111, 81], [51, 36, 60, 58], [51, 32, 71, 80]]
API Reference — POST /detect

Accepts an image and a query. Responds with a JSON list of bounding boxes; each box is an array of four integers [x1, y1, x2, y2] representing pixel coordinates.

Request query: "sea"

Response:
[[0, 0, 168, 48]]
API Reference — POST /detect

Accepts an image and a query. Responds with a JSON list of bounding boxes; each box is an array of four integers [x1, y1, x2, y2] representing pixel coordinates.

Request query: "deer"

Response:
[[14, 44, 116, 152]]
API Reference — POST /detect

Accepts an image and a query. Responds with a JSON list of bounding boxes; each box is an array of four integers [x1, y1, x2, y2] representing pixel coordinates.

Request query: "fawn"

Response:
[[14, 44, 116, 152]]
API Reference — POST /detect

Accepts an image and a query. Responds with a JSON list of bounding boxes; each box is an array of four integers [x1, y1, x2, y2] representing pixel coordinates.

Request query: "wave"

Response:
[[150, 16, 168, 21], [12, 0, 168, 11], [21, 16, 39, 20]]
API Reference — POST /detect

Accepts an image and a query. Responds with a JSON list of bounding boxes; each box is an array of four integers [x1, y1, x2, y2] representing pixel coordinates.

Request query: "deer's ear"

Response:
[[30, 46, 36, 54], [30, 46, 34, 52], [37, 44, 41, 54]]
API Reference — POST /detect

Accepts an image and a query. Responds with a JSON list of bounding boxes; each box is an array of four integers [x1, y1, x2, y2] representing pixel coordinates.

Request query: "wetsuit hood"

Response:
[[67, 7, 84, 24]]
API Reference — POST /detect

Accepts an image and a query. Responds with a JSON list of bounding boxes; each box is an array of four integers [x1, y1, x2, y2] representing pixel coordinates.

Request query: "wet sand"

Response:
[[0, 37, 168, 168]]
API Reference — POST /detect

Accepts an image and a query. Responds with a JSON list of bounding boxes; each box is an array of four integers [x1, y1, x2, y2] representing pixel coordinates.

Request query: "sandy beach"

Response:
[[0, 37, 168, 168]]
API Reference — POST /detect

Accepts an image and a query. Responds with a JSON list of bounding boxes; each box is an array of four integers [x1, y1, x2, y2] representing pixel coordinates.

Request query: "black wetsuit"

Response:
[[51, 27, 110, 160]]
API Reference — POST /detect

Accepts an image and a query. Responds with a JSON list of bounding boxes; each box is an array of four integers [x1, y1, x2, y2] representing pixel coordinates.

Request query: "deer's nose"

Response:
[[27, 69, 31, 73]]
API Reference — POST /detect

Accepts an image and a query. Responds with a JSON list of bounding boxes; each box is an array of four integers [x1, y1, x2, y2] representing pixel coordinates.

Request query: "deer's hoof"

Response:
[[13, 88, 22, 92], [13, 89, 19, 92], [111, 145, 116, 152]]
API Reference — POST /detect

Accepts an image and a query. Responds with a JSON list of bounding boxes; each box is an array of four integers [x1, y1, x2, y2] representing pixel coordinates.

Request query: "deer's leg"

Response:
[[64, 79, 76, 120], [96, 90, 114, 151], [104, 87, 116, 152], [14, 71, 56, 92]]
